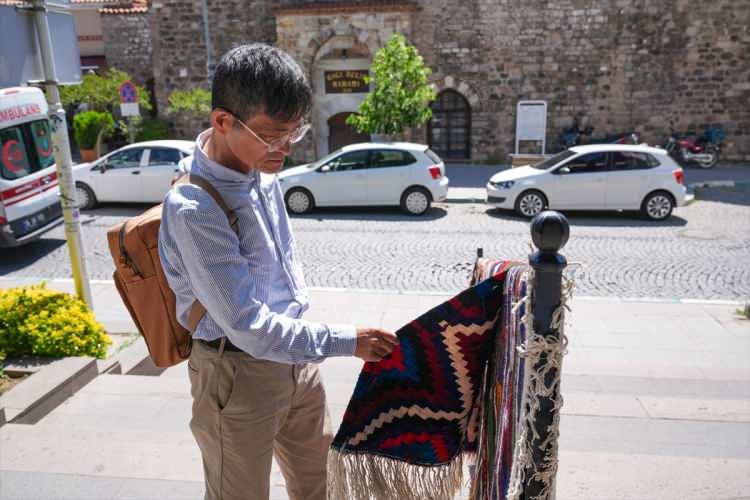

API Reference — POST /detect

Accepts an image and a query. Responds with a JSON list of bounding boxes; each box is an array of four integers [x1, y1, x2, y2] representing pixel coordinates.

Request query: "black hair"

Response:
[[211, 43, 312, 123]]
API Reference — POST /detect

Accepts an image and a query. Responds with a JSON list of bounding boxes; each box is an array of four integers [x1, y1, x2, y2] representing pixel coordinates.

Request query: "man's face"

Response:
[[213, 109, 304, 175]]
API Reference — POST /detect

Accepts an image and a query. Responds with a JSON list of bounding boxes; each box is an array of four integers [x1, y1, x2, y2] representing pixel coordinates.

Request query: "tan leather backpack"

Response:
[[107, 175, 238, 367]]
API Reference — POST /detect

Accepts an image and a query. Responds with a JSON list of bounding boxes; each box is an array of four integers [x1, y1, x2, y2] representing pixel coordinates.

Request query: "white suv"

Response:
[[486, 144, 688, 220], [278, 142, 449, 215]]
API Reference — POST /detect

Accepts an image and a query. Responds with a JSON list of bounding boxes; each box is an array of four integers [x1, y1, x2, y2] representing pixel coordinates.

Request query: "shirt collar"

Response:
[[193, 128, 260, 186]]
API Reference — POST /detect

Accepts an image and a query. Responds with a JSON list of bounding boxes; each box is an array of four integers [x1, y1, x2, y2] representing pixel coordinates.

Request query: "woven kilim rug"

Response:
[[328, 262, 516, 500], [470, 262, 529, 500]]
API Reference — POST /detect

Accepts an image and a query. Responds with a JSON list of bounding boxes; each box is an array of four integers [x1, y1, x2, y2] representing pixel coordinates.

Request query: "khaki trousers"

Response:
[[188, 339, 332, 500]]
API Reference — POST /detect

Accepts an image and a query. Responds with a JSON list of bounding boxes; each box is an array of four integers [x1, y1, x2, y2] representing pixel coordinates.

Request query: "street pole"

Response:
[[29, 0, 94, 309], [127, 116, 134, 144]]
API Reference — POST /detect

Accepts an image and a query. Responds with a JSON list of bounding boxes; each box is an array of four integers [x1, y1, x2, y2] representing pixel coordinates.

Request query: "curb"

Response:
[[0, 356, 98, 425], [444, 196, 483, 204], [689, 180, 750, 189], [307, 286, 746, 306]]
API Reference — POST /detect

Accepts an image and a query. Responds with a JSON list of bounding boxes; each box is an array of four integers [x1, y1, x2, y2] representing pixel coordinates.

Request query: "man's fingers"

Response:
[[373, 344, 391, 358], [379, 331, 400, 346]]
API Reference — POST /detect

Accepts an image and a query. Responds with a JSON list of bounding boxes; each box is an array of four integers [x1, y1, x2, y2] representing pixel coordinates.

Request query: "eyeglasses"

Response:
[[226, 110, 311, 152]]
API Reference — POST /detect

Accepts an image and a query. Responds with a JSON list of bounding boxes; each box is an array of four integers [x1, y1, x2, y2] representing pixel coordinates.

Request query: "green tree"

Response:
[[167, 88, 211, 119], [347, 33, 436, 136], [60, 69, 152, 113]]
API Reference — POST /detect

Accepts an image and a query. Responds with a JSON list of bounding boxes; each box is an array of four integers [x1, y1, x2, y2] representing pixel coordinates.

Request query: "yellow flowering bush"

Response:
[[0, 284, 110, 359]]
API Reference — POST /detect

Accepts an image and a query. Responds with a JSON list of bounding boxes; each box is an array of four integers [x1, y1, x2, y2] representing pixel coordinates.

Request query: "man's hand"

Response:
[[354, 328, 399, 362]]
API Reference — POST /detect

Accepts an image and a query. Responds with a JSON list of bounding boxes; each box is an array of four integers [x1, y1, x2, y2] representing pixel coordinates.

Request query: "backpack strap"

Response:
[[173, 173, 240, 333], [174, 174, 240, 233]]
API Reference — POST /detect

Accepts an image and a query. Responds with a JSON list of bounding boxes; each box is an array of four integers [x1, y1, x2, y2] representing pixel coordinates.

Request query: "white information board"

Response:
[[515, 100, 548, 154]]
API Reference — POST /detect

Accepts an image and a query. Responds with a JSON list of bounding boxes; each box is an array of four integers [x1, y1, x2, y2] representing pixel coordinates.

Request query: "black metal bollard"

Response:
[[522, 210, 569, 500]]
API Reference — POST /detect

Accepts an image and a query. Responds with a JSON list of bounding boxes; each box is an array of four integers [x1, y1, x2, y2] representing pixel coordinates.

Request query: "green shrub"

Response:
[[136, 119, 170, 141], [73, 110, 115, 149], [0, 284, 111, 359], [0, 350, 6, 380], [167, 88, 211, 118]]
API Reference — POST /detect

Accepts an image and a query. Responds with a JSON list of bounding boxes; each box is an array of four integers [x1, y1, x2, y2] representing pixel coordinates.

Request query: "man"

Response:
[[158, 44, 398, 500]]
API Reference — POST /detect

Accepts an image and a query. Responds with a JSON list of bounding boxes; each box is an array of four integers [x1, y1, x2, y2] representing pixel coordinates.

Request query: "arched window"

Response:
[[428, 89, 471, 160]]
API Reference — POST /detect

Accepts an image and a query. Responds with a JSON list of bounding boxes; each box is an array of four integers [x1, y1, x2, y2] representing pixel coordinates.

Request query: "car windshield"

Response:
[[530, 150, 576, 170], [310, 148, 345, 168]]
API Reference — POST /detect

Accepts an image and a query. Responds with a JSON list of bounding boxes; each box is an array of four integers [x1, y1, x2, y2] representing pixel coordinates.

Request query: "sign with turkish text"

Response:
[[0, 103, 44, 124], [324, 70, 369, 94]]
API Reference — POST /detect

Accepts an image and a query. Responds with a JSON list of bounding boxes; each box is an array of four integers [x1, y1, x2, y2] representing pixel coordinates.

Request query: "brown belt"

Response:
[[199, 337, 243, 352]]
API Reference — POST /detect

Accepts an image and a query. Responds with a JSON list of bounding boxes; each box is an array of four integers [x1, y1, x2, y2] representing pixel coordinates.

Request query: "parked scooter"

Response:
[[664, 126, 725, 169]]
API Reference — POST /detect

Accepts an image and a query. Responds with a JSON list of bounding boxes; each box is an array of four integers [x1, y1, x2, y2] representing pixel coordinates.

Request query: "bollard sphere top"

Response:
[[530, 210, 569, 252]]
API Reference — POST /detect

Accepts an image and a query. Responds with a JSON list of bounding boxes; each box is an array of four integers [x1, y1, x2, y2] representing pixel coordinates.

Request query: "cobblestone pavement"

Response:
[[1, 188, 748, 300]]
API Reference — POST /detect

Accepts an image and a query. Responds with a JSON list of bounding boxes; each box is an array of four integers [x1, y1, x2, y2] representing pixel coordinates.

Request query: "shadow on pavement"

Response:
[[83, 203, 159, 218], [485, 208, 688, 228], [0, 238, 68, 274], [290, 206, 448, 221], [79, 202, 451, 221]]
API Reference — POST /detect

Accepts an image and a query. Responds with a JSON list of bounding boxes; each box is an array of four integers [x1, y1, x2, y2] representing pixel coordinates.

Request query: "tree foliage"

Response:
[[347, 33, 436, 136], [72, 111, 115, 149], [60, 69, 152, 113], [167, 88, 211, 118]]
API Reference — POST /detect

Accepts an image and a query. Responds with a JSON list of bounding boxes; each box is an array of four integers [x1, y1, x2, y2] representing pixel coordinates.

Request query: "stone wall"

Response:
[[414, 0, 750, 161], [101, 13, 153, 98], [148, 0, 279, 139], [109, 0, 750, 160]]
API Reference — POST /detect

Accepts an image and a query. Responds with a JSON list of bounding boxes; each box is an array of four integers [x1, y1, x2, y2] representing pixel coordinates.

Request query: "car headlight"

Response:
[[490, 180, 515, 189]]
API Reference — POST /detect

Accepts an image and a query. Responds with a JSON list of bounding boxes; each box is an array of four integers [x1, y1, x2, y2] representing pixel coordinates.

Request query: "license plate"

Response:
[[21, 212, 46, 232]]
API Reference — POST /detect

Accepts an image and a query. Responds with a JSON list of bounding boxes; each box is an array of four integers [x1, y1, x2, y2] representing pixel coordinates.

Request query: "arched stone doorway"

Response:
[[428, 89, 471, 160], [328, 112, 369, 152], [311, 35, 372, 157]]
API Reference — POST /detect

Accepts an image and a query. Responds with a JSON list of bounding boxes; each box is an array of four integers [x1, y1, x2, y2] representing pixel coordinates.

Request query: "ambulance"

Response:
[[0, 87, 63, 247]]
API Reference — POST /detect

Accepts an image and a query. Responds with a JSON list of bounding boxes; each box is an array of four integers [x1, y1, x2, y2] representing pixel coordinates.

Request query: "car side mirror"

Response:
[[99, 163, 108, 173], [320, 165, 331, 173], [557, 166, 571, 175]]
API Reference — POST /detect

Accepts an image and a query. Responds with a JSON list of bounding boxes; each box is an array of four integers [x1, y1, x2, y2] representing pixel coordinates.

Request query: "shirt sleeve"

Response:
[[164, 188, 358, 364]]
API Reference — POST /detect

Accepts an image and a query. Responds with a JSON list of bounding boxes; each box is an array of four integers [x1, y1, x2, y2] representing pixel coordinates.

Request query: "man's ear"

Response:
[[211, 108, 234, 135]]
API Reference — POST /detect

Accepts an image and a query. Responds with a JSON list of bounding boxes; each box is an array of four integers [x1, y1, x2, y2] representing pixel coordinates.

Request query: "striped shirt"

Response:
[[158, 129, 357, 364]]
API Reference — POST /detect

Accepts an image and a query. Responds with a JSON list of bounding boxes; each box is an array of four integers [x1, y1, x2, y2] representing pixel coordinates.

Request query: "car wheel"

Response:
[[75, 183, 97, 210], [401, 187, 431, 215], [285, 188, 314, 215], [514, 190, 547, 218], [641, 191, 674, 221]]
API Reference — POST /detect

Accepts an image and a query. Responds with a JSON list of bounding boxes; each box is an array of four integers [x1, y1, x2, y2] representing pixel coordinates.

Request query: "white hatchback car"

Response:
[[73, 140, 195, 209], [486, 144, 688, 220], [278, 142, 449, 215]]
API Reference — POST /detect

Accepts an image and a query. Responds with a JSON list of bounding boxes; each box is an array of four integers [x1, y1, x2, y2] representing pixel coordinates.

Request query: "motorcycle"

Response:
[[556, 117, 639, 150], [664, 126, 725, 169]]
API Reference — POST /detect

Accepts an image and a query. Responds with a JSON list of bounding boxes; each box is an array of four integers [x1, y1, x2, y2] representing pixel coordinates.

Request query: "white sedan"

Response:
[[486, 144, 689, 221], [278, 142, 449, 215], [73, 140, 195, 209]]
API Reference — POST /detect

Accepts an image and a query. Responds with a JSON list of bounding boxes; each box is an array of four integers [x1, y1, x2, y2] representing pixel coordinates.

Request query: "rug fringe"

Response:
[[327, 448, 463, 500]]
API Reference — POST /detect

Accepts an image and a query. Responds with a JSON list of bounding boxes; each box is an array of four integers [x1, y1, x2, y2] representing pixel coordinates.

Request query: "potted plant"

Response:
[[73, 111, 114, 161]]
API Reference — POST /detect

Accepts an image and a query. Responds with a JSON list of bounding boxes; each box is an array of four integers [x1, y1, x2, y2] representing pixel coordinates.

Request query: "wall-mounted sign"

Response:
[[515, 100, 548, 154], [324, 70, 369, 94]]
